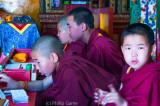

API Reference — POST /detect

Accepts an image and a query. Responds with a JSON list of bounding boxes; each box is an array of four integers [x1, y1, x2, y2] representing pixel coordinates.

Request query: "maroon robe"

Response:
[[118, 62, 160, 106], [36, 51, 118, 106], [63, 41, 85, 57], [84, 28, 124, 86]]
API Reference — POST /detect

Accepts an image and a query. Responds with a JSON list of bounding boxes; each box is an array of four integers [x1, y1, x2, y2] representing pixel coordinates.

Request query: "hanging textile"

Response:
[[130, 0, 141, 24], [157, 0, 160, 39], [0, 23, 40, 56], [141, 0, 156, 40]]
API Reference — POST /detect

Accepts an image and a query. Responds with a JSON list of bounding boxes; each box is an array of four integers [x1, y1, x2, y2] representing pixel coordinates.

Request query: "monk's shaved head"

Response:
[[31, 35, 63, 58], [58, 16, 68, 30]]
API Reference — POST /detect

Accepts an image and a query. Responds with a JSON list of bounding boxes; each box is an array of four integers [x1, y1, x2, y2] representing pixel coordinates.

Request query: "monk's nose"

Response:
[[131, 51, 138, 57], [35, 64, 40, 71]]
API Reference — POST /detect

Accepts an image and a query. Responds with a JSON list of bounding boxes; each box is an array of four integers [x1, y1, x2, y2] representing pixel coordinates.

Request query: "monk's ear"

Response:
[[50, 53, 59, 63], [81, 23, 87, 32], [121, 46, 124, 53], [151, 43, 156, 55]]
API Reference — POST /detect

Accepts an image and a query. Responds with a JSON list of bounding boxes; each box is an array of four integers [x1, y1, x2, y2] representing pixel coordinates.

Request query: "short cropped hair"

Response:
[[121, 23, 154, 46], [31, 35, 63, 58], [58, 16, 68, 30], [68, 6, 94, 29]]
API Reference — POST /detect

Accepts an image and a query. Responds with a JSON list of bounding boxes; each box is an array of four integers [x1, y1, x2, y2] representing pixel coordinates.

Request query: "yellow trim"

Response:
[[63, 44, 68, 52], [126, 66, 131, 74], [8, 23, 31, 34], [98, 33, 103, 36]]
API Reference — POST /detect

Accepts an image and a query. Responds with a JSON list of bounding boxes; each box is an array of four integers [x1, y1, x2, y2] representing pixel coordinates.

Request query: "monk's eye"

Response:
[[125, 47, 131, 50], [138, 47, 144, 50]]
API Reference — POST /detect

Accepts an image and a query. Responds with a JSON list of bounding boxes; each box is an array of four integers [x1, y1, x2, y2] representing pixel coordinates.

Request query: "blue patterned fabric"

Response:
[[141, 0, 157, 40], [0, 23, 40, 56]]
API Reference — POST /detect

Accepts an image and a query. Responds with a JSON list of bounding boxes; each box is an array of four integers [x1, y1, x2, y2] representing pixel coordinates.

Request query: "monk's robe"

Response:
[[84, 28, 124, 86], [35, 85, 55, 106], [119, 62, 160, 106], [63, 40, 86, 57], [36, 51, 118, 106], [96, 28, 109, 37]]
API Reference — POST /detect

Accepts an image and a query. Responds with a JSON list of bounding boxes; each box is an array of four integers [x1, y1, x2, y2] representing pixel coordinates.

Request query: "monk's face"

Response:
[[121, 34, 153, 71], [57, 23, 72, 44], [31, 51, 57, 76], [67, 15, 83, 42]]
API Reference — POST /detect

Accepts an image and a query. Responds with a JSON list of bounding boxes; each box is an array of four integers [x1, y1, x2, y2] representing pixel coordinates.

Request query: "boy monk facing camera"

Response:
[[94, 23, 160, 106]]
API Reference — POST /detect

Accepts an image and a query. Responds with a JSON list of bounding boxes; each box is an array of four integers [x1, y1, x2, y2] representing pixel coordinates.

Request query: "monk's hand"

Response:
[[0, 73, 20, 90], [105, 84, 128, 106], [94, 88, 108, 105]]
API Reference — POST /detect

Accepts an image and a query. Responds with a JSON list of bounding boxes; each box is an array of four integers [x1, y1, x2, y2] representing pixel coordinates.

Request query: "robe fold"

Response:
[[119, 62, 160, 106], [63, 40, 85, 57], [85, 28, 124, 86], [36, 51, 118, 106]]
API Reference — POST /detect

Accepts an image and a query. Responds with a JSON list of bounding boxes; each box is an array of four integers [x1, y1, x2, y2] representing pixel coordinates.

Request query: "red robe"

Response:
[[36, 51, 118, 106], [119, 62, 160, 106], [63, 41, 85, 57], [84, 29, 124, 85]]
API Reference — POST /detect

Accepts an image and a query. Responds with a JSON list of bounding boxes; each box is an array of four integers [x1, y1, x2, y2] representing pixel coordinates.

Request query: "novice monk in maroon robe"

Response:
[[94, 23, 160, 106], [67, 7, 124, 86], [85, 28, 123, 81], [0, 36, 118, 106], [57, 16, 85, 56], [36, 50, 119, 106]]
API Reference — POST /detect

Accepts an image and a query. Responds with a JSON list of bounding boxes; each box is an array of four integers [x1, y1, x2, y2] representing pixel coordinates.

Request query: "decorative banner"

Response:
[[145, 1, 149, 24], [132, 0, 136, 4], [141, 0, 157, 40], [0, 23, 40, 56], [8, 23, 31, 34], [157, 0, 160, 39], [130, 0, 141, 24]]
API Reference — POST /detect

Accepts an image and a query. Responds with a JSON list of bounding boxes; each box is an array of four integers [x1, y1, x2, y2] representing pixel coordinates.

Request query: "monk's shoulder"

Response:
[[93, 32, 116, 47], [146, 70, 160, 83], [60, 66, 81, 78], [94, 35, 115, 48]]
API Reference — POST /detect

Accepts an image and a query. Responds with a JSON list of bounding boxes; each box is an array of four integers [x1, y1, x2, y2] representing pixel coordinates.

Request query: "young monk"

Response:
[[0, 35, 118, 106], [57, 16, 72, 45], [57, 16, 85, 56], [67, 7, 124, 86], [94, 23, 160, 106]]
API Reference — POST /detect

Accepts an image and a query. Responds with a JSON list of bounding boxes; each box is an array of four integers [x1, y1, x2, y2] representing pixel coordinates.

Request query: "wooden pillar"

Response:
[[99, 0, 102, 8]]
